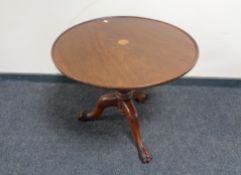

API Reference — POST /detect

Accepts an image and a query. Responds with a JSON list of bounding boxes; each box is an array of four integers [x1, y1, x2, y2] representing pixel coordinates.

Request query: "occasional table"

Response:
[[51, 16, 199, 163]]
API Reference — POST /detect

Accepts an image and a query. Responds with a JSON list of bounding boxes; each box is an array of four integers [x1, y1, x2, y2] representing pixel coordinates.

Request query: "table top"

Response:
[[52, 16, 198, 89]]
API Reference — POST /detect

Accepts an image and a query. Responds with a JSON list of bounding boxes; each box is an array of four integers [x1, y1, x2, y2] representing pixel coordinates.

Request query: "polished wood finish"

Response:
[[51, 16, 199, 163], [78, 90, 152, 163], [52, 16, 198, 90]]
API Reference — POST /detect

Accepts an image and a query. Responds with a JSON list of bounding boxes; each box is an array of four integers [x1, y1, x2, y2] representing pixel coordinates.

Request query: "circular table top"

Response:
[[52, 16, 199, 89]]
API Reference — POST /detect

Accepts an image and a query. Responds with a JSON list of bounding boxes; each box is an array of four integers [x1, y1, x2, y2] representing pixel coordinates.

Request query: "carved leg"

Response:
[[78, 93, 117, 121], [133, 90, 148, 102], [117, 91, 152, 163]]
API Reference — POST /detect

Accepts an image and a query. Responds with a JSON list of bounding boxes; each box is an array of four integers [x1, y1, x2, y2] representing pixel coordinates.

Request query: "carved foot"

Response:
[[133, 90, 148, 103], [77, 111, 96, 121], [78, 93, 117, 121], [138, 146, 153, 163]]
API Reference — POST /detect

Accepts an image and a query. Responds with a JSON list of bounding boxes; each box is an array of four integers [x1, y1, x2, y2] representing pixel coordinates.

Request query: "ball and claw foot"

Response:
[[138, 147, 153, 163], [77, 111, 95, 121]]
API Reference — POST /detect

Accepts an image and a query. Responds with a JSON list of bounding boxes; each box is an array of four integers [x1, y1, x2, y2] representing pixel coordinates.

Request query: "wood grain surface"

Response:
[[52, 16, 199, 89]]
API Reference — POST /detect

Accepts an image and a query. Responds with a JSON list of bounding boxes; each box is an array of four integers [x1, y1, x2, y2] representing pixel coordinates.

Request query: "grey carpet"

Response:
[[0, 78, 241, 175]]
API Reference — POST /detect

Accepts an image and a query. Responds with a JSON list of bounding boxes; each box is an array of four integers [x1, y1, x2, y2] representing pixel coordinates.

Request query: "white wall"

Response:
[[1, 0, 241, 78]]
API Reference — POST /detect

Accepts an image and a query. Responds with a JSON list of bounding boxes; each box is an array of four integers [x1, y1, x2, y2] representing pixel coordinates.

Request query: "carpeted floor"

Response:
[[0, 76, 241, 175]]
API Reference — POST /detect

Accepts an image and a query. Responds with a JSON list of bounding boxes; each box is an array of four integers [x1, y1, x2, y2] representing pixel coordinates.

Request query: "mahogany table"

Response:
[[51, 16, 199, 163]]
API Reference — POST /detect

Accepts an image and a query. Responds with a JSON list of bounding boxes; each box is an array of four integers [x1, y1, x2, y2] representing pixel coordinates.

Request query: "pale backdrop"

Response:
[[1, 0, 241, 78]]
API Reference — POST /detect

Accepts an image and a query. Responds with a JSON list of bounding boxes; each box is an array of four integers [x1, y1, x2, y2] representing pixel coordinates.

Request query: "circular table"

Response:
[[52, 16, 199, 163]]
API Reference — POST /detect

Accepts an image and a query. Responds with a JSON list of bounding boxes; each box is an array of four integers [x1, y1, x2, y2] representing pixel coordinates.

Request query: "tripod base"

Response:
[[78, 90, 152, 163]]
